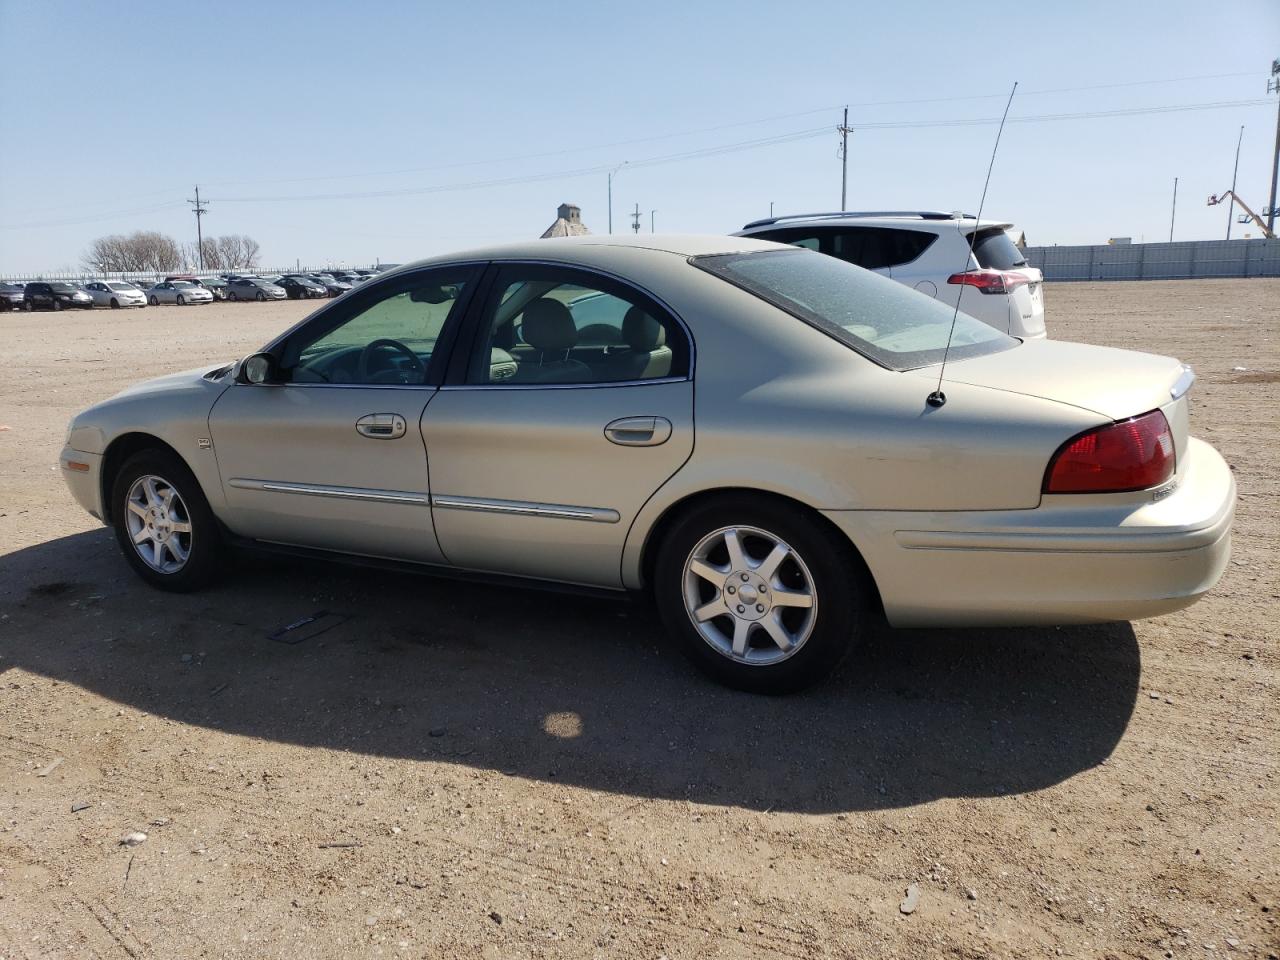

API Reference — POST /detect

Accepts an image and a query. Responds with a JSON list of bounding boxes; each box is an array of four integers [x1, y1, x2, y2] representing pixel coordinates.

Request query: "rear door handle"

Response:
[[604, 416, 672, 447], [355, 413, 407, 439]]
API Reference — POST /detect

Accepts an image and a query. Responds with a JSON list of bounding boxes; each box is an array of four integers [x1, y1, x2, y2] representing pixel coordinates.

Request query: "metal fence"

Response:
[[1024, 238, 1280, 281]]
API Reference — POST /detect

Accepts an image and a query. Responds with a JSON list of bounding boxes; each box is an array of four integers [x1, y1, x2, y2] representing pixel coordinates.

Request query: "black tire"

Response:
[[23, 300, 32, 312], [652, 495, 868, 694], [256, 291, 266, 302], [109, 448, 222, 592], [53, 299, 63, 312], [110, 298, 120, 309], [149, 295, 159, 306], [176, 294, 186, 306], [228, 291, 238, 302]]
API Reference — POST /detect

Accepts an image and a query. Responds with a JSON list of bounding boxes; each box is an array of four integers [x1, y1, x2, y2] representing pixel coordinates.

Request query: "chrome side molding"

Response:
[[432, 495, 620, 524], [228, 478, 429, 505]]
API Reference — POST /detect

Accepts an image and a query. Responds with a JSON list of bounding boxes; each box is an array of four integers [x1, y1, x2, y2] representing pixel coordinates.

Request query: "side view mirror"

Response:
[[237, 352, 283, 385]]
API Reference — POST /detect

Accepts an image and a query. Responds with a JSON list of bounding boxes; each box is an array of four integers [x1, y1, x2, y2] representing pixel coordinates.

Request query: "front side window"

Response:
[[466, 266, 688, 385], [694, 248, 1016, 371], [282, 268, 475, 385]]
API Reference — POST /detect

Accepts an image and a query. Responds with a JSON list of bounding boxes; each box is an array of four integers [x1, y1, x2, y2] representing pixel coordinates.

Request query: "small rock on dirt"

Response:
[[966, 888, 978, 901], [71, 801, 91, 813], [120, 831, 148, 847], [899, 883, 920, 914]]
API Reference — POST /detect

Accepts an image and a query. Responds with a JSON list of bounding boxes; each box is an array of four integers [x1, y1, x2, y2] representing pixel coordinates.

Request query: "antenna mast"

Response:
[[927, 82, 1018, 409]]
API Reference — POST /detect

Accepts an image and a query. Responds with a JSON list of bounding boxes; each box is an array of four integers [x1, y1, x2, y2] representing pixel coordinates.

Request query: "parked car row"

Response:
[[1, 268, 387, 311]]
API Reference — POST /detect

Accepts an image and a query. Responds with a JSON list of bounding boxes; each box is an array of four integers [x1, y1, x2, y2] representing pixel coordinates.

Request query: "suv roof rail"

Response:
[[741, 210, 977, 230]]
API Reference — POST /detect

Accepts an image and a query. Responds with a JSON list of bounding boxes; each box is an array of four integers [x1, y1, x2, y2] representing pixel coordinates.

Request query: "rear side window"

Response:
[[752, 226, 936, 271], [970, 228, 1027, 269]]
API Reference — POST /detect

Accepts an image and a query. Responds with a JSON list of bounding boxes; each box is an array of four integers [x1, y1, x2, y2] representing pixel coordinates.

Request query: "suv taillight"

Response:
[[1043, 410, 1175, 494], [947, 269, 1031, 295]]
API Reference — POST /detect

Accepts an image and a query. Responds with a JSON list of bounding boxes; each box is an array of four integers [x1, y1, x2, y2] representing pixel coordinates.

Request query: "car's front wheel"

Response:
[[176, 294, 186, 306], [110, 449, 222, 591], [653, 496, 868, 694], [110, 298, 119, 309], [256, 291, 266, 302]]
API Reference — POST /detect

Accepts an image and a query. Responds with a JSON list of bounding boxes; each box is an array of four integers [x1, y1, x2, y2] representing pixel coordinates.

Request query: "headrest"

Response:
[[622, 306, 666, 351], [522, 298, 577, 352]]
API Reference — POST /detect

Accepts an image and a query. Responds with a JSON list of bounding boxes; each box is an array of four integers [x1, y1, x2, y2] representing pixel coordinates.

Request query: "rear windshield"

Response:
[[970, 228, 1027, 269], [693, 248, 1017, 371], [50, 283, 78, 292]]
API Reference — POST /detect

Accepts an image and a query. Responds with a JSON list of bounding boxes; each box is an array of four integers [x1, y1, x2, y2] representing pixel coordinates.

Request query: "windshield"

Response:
[[172, 281, 196, 288], [107, 283, 135, 291], [693, 248, 1017, 371]]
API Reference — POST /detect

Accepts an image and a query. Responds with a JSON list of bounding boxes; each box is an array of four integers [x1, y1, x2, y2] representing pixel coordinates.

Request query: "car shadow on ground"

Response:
[[0, 529, 1140, 813]]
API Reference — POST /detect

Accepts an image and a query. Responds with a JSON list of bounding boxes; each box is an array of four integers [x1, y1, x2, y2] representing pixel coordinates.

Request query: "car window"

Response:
[[467, 266, 687, 386], [754, 225, 936, 271], [284, 269, 474, 385], [693, 248, 1016, 371], [970, 227, 1027, 269]]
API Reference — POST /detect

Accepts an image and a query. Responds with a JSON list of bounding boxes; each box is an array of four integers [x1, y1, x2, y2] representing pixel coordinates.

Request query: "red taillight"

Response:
[[1043, 410, 1175, 494], [947, 269, 1031, 295]]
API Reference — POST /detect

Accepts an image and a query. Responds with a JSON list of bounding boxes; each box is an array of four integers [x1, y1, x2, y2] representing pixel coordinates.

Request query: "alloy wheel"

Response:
[[124, 475, 193, 574], [682, 525, 818, 665]]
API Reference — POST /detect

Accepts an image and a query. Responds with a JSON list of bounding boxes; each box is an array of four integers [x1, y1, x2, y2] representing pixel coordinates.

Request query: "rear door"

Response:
[[421, 262, 694, 588]]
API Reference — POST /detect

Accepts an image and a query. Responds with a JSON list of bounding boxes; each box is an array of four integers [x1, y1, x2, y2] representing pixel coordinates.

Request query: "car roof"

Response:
[[738, 212, 1012, 234], [381, 234, 779, 279]]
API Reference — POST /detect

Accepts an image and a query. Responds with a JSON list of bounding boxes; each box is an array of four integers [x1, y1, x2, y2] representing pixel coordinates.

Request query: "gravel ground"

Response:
[[0, 281, 1276, 959]]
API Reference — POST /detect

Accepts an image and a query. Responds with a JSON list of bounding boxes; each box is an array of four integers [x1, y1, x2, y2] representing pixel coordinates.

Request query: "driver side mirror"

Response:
[[237, 352, 283, 385]]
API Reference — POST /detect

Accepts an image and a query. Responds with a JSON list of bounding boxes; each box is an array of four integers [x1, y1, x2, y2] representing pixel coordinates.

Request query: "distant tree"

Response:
[[214, 234, 260, 269], [83, 231, 182, 272]]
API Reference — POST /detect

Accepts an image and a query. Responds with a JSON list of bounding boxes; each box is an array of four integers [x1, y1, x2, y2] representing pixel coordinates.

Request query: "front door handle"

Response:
[[604, 416, 672, 447], [355, 413, 407, 439]]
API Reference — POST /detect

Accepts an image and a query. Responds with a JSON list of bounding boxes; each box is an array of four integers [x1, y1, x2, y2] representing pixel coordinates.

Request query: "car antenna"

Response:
[[926, 81, 1018, 410]]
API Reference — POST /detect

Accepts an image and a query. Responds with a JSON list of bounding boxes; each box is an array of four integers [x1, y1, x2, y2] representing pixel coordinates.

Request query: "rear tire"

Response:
[[149, 295, 159, 306], [228, 291, 238, 302], [110, 449, 222, 592], [53, 299, 63, 312], [653, 495, 868, 694]]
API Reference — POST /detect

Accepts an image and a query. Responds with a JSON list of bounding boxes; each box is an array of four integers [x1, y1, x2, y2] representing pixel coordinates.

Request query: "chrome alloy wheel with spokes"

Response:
[[124, 475, 193, 573], [682, 525, 818, 665]]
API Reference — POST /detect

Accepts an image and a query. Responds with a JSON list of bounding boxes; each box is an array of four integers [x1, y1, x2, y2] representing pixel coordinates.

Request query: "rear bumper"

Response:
[[823, 436, 1235, 627]]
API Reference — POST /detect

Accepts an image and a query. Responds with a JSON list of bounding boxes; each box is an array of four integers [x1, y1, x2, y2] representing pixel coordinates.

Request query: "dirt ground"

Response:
[[0, 280, 1276, 960]]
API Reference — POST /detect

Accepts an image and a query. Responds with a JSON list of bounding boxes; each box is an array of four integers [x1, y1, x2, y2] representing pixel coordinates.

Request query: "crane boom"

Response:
[[1207, 190, 1276, 239]]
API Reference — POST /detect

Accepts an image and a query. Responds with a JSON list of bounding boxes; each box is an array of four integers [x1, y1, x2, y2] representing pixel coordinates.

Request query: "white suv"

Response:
[[736, 211, 1046, 338]]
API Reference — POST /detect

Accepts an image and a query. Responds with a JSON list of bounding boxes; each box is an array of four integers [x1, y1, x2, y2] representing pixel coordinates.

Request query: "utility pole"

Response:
[[187, 185, 208, 270], [1169, 177, 1178, 242], [631, 203, 641, 234], [838, 106, 852, 209], [1267, 58, 1280, 235], [650, 209, 656, 233], [1227, 125, 1245, 241]]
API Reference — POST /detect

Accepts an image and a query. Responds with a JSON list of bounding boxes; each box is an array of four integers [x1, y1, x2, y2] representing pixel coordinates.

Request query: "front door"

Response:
[[422, 263, 694, 587], [208, 265, 480, 563]]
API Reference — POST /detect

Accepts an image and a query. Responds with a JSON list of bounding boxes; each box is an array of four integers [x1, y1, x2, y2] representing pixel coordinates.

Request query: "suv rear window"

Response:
[[970, 228, 1027, 270], [693, 248, 1016, 371]]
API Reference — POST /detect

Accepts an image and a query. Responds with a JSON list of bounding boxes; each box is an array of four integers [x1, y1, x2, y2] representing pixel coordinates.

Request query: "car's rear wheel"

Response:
[[110, 449, 221, 592], [148, 295, 159, 306], [23, 300, 32, 312], [653, 495, 868, 694], [53, 299, 63, 312]]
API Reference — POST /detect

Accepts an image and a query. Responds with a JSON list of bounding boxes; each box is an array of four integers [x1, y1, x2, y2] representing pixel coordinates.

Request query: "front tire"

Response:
[[110, 449, 222, 592], [256, 291, 266, 302], [53, 299, 63, 312], [176, 294, 186, 306], [110, 298, 120, 309], [653, 495, 868, 694]]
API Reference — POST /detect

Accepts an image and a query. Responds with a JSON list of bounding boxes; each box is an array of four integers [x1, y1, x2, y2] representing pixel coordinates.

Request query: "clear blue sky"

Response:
[[1, 0, 1277, 273]]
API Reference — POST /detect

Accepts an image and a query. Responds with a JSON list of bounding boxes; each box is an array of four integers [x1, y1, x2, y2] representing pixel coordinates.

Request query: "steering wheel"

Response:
[[357, 338, 426, 384]]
